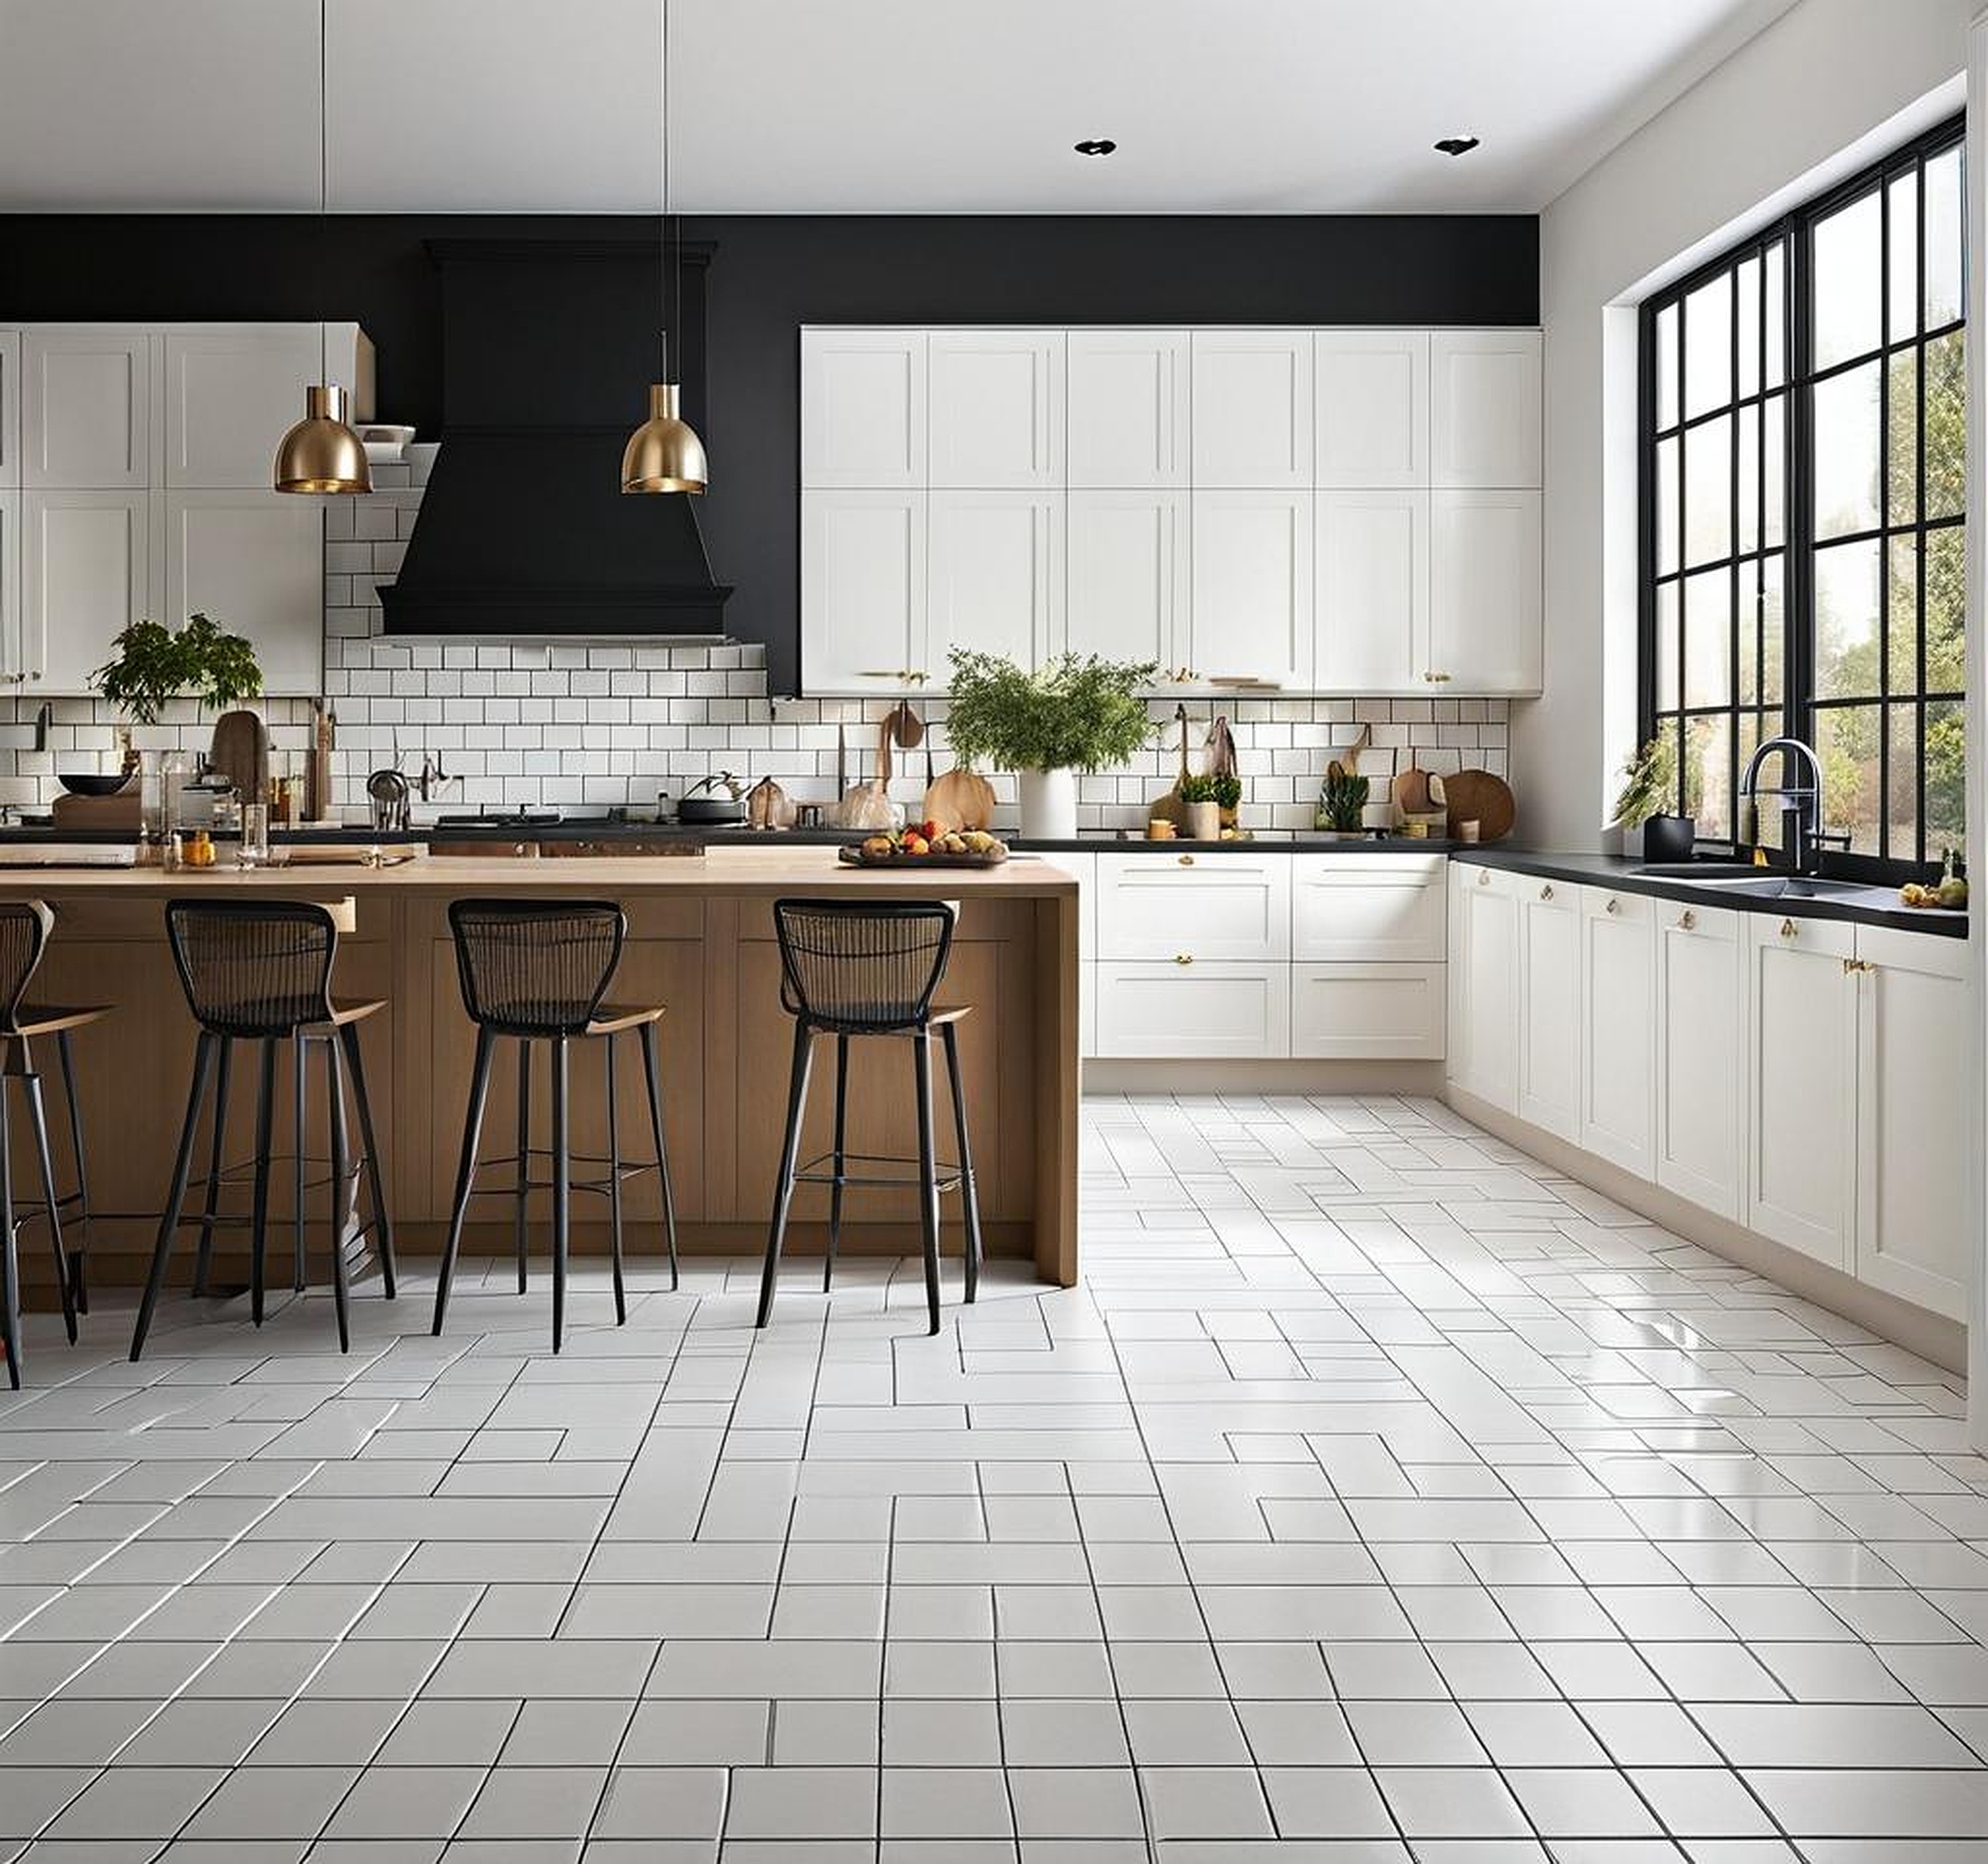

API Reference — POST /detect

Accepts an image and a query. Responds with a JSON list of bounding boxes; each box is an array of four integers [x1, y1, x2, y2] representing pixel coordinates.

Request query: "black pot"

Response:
[[1641, 813, 1696, 862], [677, 795, 746, 824]]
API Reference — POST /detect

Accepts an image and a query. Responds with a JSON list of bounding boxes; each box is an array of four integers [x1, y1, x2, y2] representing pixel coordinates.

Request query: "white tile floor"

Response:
[[1, 1091, 1985, 1861]]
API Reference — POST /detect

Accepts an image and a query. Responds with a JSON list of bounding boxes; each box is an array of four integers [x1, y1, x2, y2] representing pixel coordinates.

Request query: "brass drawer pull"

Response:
[[1605, 897, 1620, 915], [1843, 957, 1875, 974], [1678, 909, 1696, 930], [1476, 871, 1491, 887], [1539, 884, 1554, 901], [1780, 918, 1797, 939], [1174, 952, 1194, 965], [1177, 854, 1194, 867]]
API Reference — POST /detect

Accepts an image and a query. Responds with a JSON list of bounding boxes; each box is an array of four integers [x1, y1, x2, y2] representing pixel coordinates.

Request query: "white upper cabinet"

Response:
[[0, 495, 19, 681], [800, 488, 928, 690], [1190, 331, 1313, 488], [928, 331, 1063, 488], [162, 326, 321, 487], [1315, 490, 1426, 692], [0, 331, 19, 488], [1315, 330, 1428, 488], [928, 490, 1063, 671], [802, 329, 926, 487], [1430, 490, 1542, 692], [21, 489, 150, 690], [1066, 489, 1186, 669], [1066, 329, 1188, 487], [22, 329, 150, 489], [1431, 330, 1542, 488], [161, 491, 326, 694], [1188, 490, 1312, 688]]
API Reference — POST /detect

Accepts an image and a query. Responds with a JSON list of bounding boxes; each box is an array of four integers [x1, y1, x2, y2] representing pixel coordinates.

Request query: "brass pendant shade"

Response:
[[275, 383, 373, 496], [621, 382, 706, 495]]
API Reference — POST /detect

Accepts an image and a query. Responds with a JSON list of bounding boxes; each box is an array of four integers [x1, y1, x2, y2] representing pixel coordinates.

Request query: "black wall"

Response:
[[1, 213, 1538, 692]]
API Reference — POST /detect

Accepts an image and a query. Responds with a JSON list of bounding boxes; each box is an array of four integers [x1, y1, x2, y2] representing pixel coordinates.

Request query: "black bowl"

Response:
[[57, 774, 136, 798]]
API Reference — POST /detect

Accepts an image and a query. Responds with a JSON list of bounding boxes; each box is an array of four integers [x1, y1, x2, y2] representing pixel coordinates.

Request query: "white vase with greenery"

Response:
[[941, 649, 1158, 841]]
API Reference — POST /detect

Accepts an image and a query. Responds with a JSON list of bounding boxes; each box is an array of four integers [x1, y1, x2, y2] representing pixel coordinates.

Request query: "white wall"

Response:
[[1520, 0, 1974, 852]]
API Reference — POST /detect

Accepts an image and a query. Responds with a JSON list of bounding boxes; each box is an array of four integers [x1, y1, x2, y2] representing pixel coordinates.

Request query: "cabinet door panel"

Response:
[[1095, 960, 1289, 1059], [1578, 887, 1655, 1178], [1067, 329, 1187, 487], [1065, 490, 1185, 668], [1459, 866, 1518, 1111], [929, 331, 1063, 488], [1291, 854, 1445, 962], [1291, 963, 1444, 1059], [1190, 331, 1312, 488], [23, 490, 150, 690], [1431, 330, 1542, 487], [1095, 854, 1289, 961], [1430, 489, 1541, 693], [801, 329, 925, 487], [1655, 903, 1744, 1220], [162, 491, 325, 694], [1189, 490, 1312, 688], [23, 330, 150, 489], [0, 494, 17, 682], [801, 489, 926, 692], [1517, 880, 1580, 1140], [928, 491, 1061, 671], [1316, 490, 1426, 692], [1315, 330, 1428, 487], [0, 330, 19, 488], [164, 327, 320, 487]]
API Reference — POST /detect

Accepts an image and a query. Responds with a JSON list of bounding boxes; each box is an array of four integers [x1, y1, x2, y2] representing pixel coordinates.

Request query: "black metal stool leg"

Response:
[[515, 1039, 531, 1293], [433, 1026, 494, 1335], [54, 1030, 88, 1315], [192, 1035, 233, 1298], [550, 1035, 570, 1353], [604, 1035, 625, 1326], [249, 1040, 277, 1326], [912, 1028, 941, 1337], [823, 1034, 849, 1294], [132, 1031, 214, 1362], [0, 1067, 18, 1390], [941, 1023, 981, 1305], [19, 1061, 76, 1345], [638, 1022, 677, 1291], [756, 1020, 814, 1328], [340, 1022, 395, 1300], [325, 1035, 352, 1353], [291, 1035, 308, 1293]]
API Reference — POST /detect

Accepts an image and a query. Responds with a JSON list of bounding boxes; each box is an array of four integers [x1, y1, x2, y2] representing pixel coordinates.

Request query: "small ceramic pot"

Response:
[[1185, 799, 1221, 841]]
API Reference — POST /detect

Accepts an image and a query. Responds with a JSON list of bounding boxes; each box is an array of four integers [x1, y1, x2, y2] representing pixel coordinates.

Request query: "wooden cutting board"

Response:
[[923, 765, 996, 831], [1442, 768, 1516, 841], [1392, 752, 1434, 817], [1148, 706, 1191, 828]]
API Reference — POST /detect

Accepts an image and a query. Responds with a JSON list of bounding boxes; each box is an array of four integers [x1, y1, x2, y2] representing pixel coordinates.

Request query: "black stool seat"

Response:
[[431, 899, 678, 1353], [129, 900, 398, 1361], [756, 899, 983, 1336]]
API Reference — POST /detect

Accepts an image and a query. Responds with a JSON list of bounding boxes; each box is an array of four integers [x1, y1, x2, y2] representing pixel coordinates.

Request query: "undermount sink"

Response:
[[1683, 874, 1886, 902]]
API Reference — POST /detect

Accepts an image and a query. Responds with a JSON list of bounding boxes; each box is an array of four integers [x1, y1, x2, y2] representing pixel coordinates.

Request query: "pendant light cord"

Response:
[[662, 0, 673, 382], [318, 0, 329, 386]]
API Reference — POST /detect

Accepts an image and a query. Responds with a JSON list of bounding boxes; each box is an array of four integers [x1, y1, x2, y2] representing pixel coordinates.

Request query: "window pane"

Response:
[[1813, 188, 1882, 369], [1812, 361, 1880, 539], [1765, 240, 1786, 386], [1654, 434, 1679, 576], [1761, 553, 1784, 706], [1736, 403, 1759, 555], [1655, 302, 1679, 430], [1738, 564, 1759, 706], [1925, 145, 1964, 329], [1737, 712, 1785, 850], [1684, 414, 1732, 566], [1924, 327, 1965, 521], [1763, 392, 1785, 546], [1887, 702, 1919, 858], [1926, 698, 1965, 858], [1684, 271, 1732, 418], [1684, 567, 1731, 709], [1686, 714, 1733, 838], [1736, 254, 1762, 399], [1925, 523, 1965, 692], [1885, 347, 1918, 525], [1815, 703, 1881, 853], [1813, 538, 1880, 701], [1887, 533, 1919, 696], [1888, 168, 1919, 339], [1653, 580, 1679, 712]]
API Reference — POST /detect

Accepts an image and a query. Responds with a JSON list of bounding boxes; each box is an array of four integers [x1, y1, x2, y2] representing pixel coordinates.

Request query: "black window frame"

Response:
[[1638, 112, 1966, 882]]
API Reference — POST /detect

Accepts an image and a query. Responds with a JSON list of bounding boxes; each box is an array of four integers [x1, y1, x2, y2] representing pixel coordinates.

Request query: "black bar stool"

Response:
[[756, 898, 983, 1336], [130, 899, 397, 1360], [432, 898, 679, 1353], [0, 901, 108, 1390]]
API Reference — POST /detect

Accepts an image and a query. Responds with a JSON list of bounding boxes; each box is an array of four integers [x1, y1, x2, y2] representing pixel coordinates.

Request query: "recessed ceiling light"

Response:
[[1434, 136, 1480, 158], [1074, 138, 1117, 157]]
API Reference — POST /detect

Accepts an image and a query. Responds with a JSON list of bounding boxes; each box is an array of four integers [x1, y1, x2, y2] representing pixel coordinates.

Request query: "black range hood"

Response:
[[381, 238, 731, 636]]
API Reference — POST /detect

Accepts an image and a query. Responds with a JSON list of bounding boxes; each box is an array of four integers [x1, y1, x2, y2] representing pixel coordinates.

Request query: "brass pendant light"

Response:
[[621, 0, 706, 494], [275, 0, 370, 496]]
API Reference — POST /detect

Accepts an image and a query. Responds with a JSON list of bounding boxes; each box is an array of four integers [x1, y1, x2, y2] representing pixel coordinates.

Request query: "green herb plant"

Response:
[[93, 614, 263, 727], [1607, 733, 1678, 830], [1210, 773, 1243, 812], [1318, 765, 1371, 832], [1177, 773, 1219, 804], [942, 649, 1159, 774]]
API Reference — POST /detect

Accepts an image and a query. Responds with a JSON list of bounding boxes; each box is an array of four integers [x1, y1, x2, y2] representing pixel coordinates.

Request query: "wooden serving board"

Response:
[[1442, 768, 1516, 841], [837, 846, 1009, 870]]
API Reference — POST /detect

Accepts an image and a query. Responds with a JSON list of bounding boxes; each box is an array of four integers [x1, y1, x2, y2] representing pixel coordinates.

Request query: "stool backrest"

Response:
[[164, 898, 339, 1038], [449, 897, 625, 1036], [0, 900, 54, 1035], [772, 897, 954, 1033]]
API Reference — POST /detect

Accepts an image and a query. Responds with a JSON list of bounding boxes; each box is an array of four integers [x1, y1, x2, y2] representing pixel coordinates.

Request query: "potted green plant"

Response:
[[1316, 763, 1371, 839], [1608, 733, 1691, 860], [942, 649, 1158, 838], [1178, 773, 1221, 841], [1210, 772, 1243, 832], [93, 614, 263, 727]]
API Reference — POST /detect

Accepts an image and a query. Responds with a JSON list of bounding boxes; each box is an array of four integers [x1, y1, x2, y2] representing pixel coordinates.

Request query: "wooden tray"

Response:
[[837, 844, 1009, 870], [1442, 768, 1516, 842]]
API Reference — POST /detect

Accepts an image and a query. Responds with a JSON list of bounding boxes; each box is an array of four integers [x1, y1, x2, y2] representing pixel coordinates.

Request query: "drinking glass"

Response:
[[237, 802, 269, 868]]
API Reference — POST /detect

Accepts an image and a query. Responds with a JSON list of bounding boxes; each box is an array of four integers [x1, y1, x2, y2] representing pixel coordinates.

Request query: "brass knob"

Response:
[[1605, 897, 1620, 915], [1780, 918, 1797, 939], [1174, 952, 1194, 965], [1540, 884, 1553, 900], [1477, 871, 1490, 886], [1177, 854, 1194, 867], [1679, 909, 1696, 930]]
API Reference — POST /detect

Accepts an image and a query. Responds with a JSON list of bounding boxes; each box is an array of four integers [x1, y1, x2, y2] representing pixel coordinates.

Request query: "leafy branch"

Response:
[[93, 615, 263, 726], [941, 650, 1158, 773]]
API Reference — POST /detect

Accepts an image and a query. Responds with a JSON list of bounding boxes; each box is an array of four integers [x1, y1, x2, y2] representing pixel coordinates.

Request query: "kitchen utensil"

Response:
[[890, 698, 925, 752], [56, 774, 134, 798], [306, 702, 336, 824], [208, 708, 271, 812], [922, 762, 997, 832], [1392, 751, 1434, 818], [1441, 768, 1515, 841], [1338, 722, 1371, 775], [836, 723, 849, 795], [1148, 704, 1191, 829], [366, 767, 411, 833], [680, 772, 748, 824]]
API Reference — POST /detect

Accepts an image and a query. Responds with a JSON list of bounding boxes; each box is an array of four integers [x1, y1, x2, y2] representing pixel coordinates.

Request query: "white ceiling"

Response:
[[0, 0, 1801, 215]]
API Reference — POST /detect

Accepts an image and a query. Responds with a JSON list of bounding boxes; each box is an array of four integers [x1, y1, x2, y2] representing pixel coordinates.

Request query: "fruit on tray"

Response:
[[857, 821, 1006, 860], [1902, 850, 1969, 910]]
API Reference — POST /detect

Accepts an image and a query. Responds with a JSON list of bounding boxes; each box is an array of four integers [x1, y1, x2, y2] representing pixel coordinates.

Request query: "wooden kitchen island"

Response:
[[0, 847, 1080, 1293]]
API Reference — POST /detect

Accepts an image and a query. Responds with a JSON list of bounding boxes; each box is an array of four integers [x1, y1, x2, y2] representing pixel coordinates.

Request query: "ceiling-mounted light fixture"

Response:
[[1074, 137, 1118, 157], [1434, 136, 1480, 158], [622, 0, 706, 494], [274, 0, 370, 496]]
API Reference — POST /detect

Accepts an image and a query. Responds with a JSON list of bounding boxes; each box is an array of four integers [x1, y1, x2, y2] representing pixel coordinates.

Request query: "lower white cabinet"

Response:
[[22, 488, 150, 690], [1654, 898, 1746, 1221], [1096, 851, 1290, 961], [1516, 877, 1579, 1139], [1095, 959, 1289, 1059], [1291, 852, 1444, 961], [1454, 864, 1519, 1110], [1292, 964, 1443, 1059], [161, 491, 324, 694], [1577, 886, 1656, 1177], [1854, 926, 1969, 1320], [1746, 914, 1858, 1270]]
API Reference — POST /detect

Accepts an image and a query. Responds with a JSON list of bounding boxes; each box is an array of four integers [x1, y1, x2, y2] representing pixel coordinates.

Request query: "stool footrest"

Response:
[[794, 1149, 970, 1196]]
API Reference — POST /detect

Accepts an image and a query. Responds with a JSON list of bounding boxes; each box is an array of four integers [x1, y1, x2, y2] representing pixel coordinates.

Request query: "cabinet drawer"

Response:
[[1094, 960, 1289, 1058], [1291, 854, 1444, 961], [1095, 853, 1290, 960], [1291, 963, 1444, 1059]]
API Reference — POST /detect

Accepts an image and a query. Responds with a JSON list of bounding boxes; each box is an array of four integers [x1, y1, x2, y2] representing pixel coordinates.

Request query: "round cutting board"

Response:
[[1442, 768, 1515, 841]]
